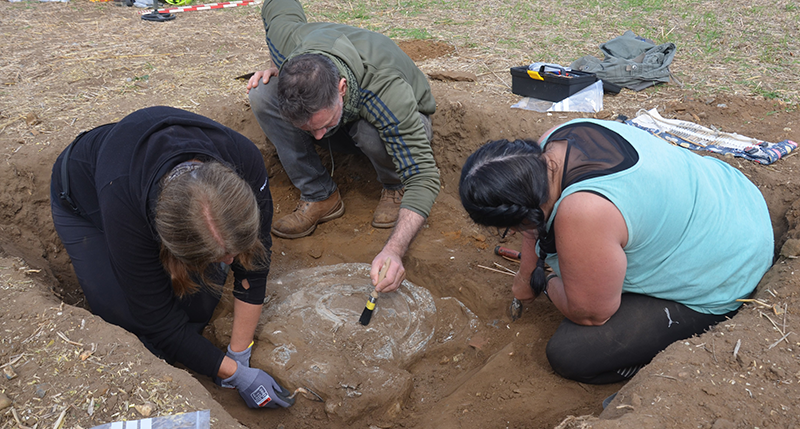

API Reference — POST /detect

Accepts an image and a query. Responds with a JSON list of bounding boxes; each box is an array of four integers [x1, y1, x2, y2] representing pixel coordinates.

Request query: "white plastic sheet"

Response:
[[511, 79, 604, 113]]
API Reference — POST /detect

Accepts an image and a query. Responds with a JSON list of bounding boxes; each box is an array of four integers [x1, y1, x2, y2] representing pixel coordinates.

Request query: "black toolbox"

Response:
[[510, 66, 597, 102]]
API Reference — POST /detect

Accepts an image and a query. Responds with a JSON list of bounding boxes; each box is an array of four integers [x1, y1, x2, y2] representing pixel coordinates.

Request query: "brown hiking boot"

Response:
[[271, 191, 345, 239], [372, 188, 404, 228]]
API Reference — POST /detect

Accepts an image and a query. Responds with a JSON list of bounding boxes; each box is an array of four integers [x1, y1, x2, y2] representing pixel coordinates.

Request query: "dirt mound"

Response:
[[208, 263, 479, 423], [0, 254, 244, 428]]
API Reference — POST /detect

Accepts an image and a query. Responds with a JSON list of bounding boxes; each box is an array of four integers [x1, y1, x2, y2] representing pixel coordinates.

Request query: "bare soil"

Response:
[[1, 2, 799, 429]]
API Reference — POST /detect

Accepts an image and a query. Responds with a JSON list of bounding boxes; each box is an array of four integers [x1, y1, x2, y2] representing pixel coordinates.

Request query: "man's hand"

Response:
[[246, 67, 279, 93], [370, 208, 426, 293], [371, 251, 405, 293], [223, 364, 295, 409]]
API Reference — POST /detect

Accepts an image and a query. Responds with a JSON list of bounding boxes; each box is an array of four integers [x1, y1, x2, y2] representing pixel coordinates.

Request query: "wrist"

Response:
[[218, 356, 238, 380], [382, 240, 405, 257], [223, 361, 256, 389], [228, 341, 254, 355]]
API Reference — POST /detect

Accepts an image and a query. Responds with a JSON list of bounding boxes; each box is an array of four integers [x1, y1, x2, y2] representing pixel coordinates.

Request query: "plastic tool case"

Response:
[[510, 66, 597, 102]]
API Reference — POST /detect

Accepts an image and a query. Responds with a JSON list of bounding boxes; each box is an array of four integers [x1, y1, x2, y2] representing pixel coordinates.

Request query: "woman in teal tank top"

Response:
[[459, 119, 773, 384]]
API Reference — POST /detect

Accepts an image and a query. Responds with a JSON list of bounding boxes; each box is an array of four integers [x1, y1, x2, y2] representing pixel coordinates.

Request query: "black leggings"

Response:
[[50, 192, 224, 362], [545, 293, 738, 384]]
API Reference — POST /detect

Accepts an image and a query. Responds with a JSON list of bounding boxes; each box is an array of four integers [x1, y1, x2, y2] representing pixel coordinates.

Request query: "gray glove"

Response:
[[222, 364, 295, 409], [215, 343, 253, 388]]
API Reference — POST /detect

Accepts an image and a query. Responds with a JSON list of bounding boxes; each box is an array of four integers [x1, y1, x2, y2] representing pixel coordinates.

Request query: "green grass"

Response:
[[432, 18, 474, 26], [620, 0, 666, 11], [297, 0, 799, 104], [754, 89, 782, 100], [223, 4, 259, 17], [329, 2, 371, 21], [387, 27, 432, 40], [497, 38, 522, 49]]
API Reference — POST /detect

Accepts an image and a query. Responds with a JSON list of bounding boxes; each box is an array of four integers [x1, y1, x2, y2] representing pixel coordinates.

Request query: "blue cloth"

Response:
[[541, 119, 773, 314], [626, 113, 798, 165]]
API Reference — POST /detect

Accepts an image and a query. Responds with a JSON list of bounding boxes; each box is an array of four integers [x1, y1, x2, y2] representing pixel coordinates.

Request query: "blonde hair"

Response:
[[155, 161, 267, 297]]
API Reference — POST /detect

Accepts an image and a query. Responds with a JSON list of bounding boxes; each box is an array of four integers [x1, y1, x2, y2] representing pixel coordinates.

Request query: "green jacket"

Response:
[[261, 0, 440, 217]]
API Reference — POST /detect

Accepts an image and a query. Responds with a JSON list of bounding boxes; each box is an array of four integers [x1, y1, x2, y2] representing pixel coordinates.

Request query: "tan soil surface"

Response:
[[1, 2, 799, 429]]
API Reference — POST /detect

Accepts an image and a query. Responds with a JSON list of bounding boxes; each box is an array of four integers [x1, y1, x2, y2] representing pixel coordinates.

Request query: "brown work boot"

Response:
[[271, 191, 345, 239], [372, 188, 404, 228]]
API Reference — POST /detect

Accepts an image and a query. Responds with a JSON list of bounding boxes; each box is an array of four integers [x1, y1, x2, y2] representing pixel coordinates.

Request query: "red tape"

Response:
[[138, 0, 259, 15]]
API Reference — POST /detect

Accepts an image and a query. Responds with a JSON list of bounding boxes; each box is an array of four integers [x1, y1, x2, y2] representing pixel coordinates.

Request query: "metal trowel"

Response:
[[289, 387, 324, 402]]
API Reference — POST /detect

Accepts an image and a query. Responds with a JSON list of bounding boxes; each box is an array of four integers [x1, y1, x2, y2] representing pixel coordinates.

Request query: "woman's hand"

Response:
[[222, 363, 295, 408], [511, 227, 540, 302], [215, 343, 253, 388], [512, 269, 535, 302]]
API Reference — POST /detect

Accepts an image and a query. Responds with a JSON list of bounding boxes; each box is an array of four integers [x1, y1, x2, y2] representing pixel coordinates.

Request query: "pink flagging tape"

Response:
[[138, 0, 260, 15]]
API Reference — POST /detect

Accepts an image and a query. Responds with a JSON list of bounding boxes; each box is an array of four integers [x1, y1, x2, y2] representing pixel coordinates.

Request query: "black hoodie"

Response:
[[51, 106, 272, 377]]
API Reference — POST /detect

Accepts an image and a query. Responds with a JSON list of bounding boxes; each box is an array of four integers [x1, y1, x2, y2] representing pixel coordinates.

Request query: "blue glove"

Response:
[[214, 341, 253, 389], [215, 343, 253, 388], [223, 364, 295, 409]]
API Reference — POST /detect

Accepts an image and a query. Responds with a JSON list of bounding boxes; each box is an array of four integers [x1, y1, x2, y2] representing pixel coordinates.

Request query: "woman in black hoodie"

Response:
[[50, 106, 292, 409]]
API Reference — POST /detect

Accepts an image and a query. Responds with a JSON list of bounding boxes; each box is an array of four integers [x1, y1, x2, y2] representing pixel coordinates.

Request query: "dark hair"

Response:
[[277, 53, 341, 127], [459, 139, 552, 296], [156, 161, 267, 297]]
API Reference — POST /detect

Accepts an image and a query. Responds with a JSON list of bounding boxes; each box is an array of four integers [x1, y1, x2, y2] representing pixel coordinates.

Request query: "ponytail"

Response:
[[459, 138, 553, 298]]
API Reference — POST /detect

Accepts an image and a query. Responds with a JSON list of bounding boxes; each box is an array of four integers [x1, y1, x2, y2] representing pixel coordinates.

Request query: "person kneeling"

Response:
[[50, 106, 293, 408], [459, 119, 773, 383]]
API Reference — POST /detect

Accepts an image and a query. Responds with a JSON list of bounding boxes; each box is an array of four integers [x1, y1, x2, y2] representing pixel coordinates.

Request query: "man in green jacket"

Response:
[[247, 0, 439, 293]]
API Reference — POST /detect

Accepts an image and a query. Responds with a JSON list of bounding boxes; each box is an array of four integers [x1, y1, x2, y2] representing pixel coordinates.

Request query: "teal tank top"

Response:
[[541, 119, 773, 314]]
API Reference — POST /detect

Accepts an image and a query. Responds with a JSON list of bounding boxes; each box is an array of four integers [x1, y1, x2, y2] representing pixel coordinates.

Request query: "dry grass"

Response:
[[309, 0, 799, 102], [0, 0, 796, 147], [1, 1, 266, 141], [0, 257, 204, 429]]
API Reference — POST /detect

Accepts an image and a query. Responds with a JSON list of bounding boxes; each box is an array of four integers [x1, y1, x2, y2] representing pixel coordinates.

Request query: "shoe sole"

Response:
[[319, 200, 345, 223], [271, 201, 345, 239], [371, 219, 397, 228]]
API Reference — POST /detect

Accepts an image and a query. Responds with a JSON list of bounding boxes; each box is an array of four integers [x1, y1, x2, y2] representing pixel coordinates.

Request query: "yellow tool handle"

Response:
[[526, 70, 544, 81]]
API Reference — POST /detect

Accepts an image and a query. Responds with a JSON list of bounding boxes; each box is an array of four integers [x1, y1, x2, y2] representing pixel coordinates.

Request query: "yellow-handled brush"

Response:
[[359, 258, 391, 326]]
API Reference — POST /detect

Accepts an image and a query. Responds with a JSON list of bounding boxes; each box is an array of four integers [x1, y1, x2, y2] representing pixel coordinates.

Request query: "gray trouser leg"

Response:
[[346, 113, 433, 190], [346, 119, 401, 189], [248, 77, 337, 202]]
